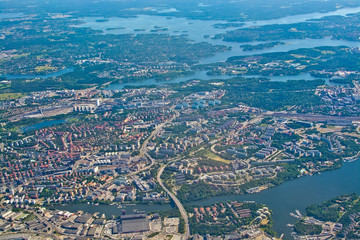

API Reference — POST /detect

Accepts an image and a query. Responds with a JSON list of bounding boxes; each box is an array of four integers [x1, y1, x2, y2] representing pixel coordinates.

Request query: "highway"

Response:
[[101, 110, 179, 177], [129, 110, 179, 176], [157, 163, 190, 239], [140, 110, 179, 158], [137, 110, 190, 238]]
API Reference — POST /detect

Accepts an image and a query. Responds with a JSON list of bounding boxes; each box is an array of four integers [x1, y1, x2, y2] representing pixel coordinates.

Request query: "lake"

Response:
[[20, 120, 66, 133]]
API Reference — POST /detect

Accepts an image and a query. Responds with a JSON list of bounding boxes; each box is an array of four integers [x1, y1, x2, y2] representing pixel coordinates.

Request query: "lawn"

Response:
[[205, 151, 231, 164], [0, 93, 25, 100]]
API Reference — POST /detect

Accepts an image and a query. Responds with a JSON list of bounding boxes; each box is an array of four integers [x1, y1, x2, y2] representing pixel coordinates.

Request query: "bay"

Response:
[[77, 6, 360, 43], [84, 13, 360, 90]]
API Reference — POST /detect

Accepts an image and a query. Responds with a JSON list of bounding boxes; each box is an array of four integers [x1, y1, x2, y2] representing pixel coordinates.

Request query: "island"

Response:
[[240, 41, 285, 51]]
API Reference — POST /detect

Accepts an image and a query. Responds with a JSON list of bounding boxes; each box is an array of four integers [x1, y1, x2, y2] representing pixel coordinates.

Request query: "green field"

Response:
[[0, 93, 25, 100], [205, 151, 231, 164]]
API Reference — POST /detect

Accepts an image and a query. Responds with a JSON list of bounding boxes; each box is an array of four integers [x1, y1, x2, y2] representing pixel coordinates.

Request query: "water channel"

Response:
[[105, 71, 338, 90], [57, 160, 360, 239]]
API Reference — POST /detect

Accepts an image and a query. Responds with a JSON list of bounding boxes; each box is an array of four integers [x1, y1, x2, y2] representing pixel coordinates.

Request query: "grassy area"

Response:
[[205, 151, 231, 164], [317, 126, 343, 133], [0, 83, 11, 91], [0, 93, 25, 100], [11, 53, 30, 59], [15, 213, 28, 220], [66, 117, 79, 123], [148, 232, 160, 238], [22, 213, 35, 222], [35, 65, 56, 73]]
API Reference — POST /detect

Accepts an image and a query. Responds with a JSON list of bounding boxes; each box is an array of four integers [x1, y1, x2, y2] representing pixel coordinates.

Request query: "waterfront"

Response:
[[79, 14, 360, 62], [105, 71, 335, 90], [56, 160, 360, 239], [4, 10, 360, 87], [239, 6, 360, 28], [64, 11, 360, 238], [104, 70, 232, 90], [78, 6, 360, 43], [189, 160, 360, 239], [3, 2, 360, 240], [1, 68, 74, 80], [55, 202, 172, 217], [85, 12, 360, 90], [199, 38, 360, 64]]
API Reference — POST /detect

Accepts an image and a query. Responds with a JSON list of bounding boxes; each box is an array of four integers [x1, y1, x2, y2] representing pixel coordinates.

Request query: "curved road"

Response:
[[157, 164, 190, 239], [133, 110, 179, 176], [138, 110, 189, 237]]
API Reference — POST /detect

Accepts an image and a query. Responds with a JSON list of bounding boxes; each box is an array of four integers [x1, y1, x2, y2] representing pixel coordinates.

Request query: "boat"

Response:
[[289, 212, 301, 219]]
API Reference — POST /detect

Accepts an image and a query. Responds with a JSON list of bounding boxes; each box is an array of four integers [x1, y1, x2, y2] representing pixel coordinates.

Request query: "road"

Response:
[[137, 109, 188, 237], [139, 110, 179, 158], [0, 210, 64, 240], [0, 232, 57, 240], [264, 111, 360, 122], [97, 111, 180, 177], [209, 117, 262, 155], [129, 110, 179, 176], [157, 163, 190, 239], [72, 110, 179, 203], [33, 211, 63, 238]]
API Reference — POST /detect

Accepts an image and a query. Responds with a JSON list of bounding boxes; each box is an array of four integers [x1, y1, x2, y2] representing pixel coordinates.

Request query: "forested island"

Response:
[[240, 42, 285, 51]]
